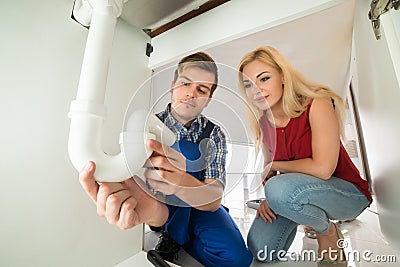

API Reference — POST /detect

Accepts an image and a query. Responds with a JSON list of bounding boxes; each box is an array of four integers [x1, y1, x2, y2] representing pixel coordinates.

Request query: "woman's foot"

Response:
[[316, 222, 347, 266]]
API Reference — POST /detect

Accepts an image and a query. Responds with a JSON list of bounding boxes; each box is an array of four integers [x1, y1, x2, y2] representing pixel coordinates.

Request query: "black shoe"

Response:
[[154, 231, 180, 263]]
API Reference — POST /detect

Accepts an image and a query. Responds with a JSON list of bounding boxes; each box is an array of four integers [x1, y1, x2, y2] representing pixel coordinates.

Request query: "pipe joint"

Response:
[[68, 99, 107, 118], [72, 0, 128, 27]]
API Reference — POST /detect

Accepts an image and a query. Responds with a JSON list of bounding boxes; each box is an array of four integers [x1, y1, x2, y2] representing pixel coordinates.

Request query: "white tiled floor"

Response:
[[144, 177, 400, 266]]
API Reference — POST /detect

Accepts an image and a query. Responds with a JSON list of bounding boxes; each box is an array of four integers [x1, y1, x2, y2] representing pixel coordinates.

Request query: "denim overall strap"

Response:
[[165, 121, 215, 245]]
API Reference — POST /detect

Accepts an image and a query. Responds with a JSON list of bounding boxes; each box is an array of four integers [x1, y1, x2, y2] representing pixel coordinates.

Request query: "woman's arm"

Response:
[[261, 145, 277, 184], [272, 98, 340, 180]]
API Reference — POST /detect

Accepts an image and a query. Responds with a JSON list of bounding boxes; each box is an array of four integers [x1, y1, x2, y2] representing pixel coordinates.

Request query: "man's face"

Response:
[[170, 66, 215, 125]]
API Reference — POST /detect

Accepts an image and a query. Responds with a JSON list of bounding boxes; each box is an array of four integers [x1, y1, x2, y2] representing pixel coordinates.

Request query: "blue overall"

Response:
[[164, 121, 253, 267]]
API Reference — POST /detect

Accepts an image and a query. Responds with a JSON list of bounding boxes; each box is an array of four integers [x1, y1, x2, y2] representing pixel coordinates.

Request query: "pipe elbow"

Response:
[[68, 113, 133, 182], [68, 105, 176, 183]]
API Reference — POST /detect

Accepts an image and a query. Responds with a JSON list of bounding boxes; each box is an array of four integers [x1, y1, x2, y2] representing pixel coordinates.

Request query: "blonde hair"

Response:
[[238, 46, 345, 151]]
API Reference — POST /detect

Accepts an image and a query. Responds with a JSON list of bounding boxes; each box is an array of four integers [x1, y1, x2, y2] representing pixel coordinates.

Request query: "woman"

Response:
[[238, 46, 371, 266]]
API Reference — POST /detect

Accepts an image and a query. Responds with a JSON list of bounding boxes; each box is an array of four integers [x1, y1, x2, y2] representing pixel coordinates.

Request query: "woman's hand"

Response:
[[256, 199, 277, 223]]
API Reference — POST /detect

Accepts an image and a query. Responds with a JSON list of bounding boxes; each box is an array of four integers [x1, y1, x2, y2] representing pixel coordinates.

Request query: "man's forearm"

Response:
[[146, 201, 169, 227], [175, 174, 223, 211]]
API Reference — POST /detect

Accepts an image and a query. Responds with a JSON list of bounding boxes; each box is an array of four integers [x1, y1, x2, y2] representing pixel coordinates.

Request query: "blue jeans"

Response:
[[247, 173, 370, 263]]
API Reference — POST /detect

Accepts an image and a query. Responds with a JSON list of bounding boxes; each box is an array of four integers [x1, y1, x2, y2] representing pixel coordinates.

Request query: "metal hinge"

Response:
[[146, 43, 154, 57], [368, 0, 400, 40]]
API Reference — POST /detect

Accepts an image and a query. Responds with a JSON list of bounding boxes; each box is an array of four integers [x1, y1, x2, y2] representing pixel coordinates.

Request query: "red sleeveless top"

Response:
[[259, 103, 372, 202]]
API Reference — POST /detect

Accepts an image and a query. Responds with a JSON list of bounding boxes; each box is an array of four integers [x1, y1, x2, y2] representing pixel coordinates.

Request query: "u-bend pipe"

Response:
[[68, 1, 175, 182]]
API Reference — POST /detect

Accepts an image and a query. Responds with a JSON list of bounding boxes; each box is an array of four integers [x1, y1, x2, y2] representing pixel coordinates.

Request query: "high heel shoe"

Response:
[[317, 222, 348, 266], [303, 225, 317, 239]]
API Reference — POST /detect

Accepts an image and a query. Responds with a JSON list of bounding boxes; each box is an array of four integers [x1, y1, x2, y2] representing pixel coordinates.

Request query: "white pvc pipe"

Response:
[[68, 1, 176, 182], [68, 3, 132, 182], [68, 112, 133, 182], [77, 11, 114, 103]]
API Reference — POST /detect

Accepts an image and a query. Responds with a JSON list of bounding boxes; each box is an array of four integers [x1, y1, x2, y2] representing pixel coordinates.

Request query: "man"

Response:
[[79, 52, 253, 267]]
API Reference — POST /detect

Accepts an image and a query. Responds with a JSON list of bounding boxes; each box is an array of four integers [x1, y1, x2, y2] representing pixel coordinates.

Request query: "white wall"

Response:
[[352, 0, 400, 249], [149, 0, 348, 68], [0, 0, 151, 266]]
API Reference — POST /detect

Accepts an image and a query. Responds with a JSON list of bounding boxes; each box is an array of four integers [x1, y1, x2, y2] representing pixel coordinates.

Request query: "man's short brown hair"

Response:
[[174, 52, 218, 97]]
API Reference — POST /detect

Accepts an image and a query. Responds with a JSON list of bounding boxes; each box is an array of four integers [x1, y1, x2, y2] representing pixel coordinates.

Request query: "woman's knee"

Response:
[[264, 176, 290, 210], [264, 173, 311, 209]]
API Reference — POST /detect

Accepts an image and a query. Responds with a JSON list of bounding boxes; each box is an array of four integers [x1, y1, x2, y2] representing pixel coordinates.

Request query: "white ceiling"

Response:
[[147, 0, 355, 144]]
